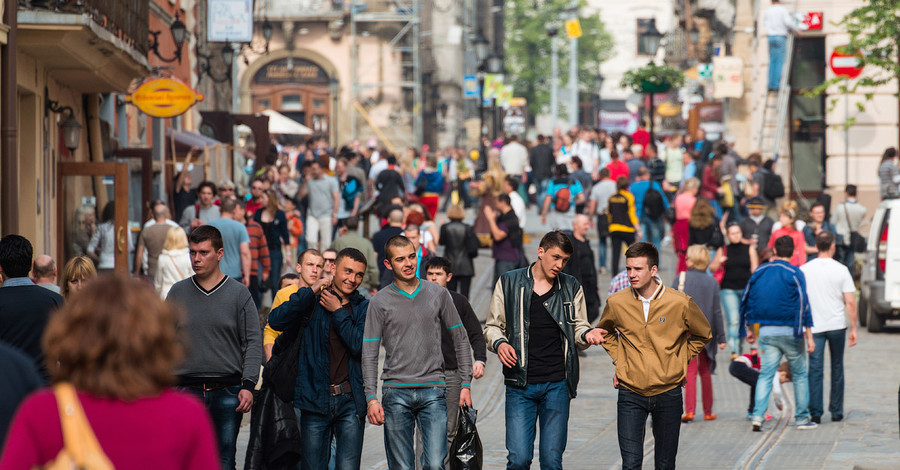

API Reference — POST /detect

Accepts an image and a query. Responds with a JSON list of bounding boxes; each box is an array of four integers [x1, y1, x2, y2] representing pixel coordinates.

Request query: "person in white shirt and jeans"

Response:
[[763, 0, 797, 91], [799, 231, 858, 424]]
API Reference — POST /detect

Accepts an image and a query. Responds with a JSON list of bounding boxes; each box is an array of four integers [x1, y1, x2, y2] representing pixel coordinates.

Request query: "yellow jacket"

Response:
[[263, 284, 299, 346], [598, 278, 711, 397]]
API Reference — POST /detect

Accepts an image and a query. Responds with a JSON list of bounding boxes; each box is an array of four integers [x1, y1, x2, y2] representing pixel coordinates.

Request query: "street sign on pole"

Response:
[[564, 19, 582, 39], [829, 47, 864, 79]]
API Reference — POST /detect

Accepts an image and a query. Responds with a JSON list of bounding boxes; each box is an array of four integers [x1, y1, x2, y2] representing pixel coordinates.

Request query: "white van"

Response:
[[860, 199, 900, 332]]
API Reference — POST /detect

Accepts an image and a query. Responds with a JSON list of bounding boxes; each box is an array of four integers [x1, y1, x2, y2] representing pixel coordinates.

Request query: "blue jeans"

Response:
[[300, 394, 364, 470], [753, 334, 810, 423], [505, 380, 570, 470], [494, 259, 519, 285], [597, 236, 608, 270], [617, 387, 682, 470], [768, 35, 787, 90], [181, 384, 242, 470], [720, 289, 744, 355], [809, 329, 846, 420], [640, 217, 665, 249], [383, 386, 448, 470]]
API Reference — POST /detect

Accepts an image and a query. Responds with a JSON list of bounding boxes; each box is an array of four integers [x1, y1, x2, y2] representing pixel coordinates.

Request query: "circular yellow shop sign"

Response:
[[125, 78, 204, 118]]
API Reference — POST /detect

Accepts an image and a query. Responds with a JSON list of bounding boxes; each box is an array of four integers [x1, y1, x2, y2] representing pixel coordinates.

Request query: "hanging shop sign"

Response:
[[712, 56, 744, 99], [125, 78, 205, 118]]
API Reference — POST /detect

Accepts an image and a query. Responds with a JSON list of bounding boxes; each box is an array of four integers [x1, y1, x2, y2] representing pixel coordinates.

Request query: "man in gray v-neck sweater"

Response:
[[362, 278, 473, 469]]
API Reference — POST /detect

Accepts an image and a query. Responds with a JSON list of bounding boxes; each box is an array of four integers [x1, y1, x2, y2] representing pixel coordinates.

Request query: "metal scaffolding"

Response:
[[350, 0, 423, 149]]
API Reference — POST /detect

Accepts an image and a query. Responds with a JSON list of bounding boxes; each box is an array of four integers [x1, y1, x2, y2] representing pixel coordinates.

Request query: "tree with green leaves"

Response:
[[805, 0, 900, 146], [504, 0, 613, 121]]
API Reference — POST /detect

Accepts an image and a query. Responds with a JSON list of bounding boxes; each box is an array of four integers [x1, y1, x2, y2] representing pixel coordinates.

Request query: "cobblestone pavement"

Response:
[[238, 206, 900, 469]]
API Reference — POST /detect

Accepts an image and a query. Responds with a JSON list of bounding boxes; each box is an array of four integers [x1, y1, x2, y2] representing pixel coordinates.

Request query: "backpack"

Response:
[[340, 175, 363, 211], [643, 184, 666, 220], [552, 178, 573, 212], [647, 158, 667, 183], [762, 170, 785, 200]]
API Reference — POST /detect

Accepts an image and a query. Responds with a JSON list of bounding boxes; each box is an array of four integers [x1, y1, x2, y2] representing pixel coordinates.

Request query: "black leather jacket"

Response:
[[483, 264, 594, 398]]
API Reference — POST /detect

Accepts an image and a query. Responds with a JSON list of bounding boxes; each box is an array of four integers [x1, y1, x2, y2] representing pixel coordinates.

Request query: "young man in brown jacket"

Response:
[[598, 242, 711, 470]]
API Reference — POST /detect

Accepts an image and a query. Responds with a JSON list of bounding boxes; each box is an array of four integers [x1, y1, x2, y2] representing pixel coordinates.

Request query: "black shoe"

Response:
[[810, 416, 821, 424], [831, 415, 843, 422]]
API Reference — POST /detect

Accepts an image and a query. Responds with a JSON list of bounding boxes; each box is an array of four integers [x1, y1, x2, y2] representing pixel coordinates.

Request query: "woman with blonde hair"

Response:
[[60, 255, 97, 298], [0, 276, 218, 468], [155, 226, 193, 298], [676, 245, 726, 422], [672, 177, 700, 272]]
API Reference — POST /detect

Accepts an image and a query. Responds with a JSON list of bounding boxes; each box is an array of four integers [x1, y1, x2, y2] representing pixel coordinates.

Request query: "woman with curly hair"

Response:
[[0, 276, 218, 469]]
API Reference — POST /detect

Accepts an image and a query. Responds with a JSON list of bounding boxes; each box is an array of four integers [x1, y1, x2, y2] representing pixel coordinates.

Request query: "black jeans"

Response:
[[617, 387, 682, 470], [610, 232, 636, 274], [248, 275, 262, 311], [447, 275, 472, 299], [729, 361, 759, 414]]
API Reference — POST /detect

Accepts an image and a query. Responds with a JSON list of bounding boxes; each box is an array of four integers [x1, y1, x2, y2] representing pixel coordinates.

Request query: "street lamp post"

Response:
[[639, 22, 663, 144], [474, 33, 489, 173], [547, 25, 559, 133], [594, 74, 604, 128]]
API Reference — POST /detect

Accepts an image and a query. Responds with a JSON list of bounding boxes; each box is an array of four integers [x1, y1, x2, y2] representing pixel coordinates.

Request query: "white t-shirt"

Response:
[[508, 191, 527, 228], [800, 257, 855, 333]]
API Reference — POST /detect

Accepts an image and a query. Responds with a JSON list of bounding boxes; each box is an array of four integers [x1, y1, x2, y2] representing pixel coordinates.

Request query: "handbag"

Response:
[[42, 383, 114, 470]]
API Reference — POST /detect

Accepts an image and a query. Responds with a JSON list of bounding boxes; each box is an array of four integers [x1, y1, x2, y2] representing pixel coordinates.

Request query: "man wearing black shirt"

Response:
[[0, 235, 64, 382], [173, 151, 198, 220], [484, 231, 606, 469], [529, 134, 555, 205], [563, 214, 601, 323]]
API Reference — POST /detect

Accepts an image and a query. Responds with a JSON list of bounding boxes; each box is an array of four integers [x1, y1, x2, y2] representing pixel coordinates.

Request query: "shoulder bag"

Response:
[[42, 383, 114, 470]]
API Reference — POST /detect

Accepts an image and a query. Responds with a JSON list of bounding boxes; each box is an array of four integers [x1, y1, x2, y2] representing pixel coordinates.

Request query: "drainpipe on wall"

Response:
[[1, 0, 18, 235]]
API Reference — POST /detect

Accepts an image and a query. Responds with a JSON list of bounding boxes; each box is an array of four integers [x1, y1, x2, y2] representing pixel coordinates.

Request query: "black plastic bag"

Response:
[[449, 405, 483, 470]]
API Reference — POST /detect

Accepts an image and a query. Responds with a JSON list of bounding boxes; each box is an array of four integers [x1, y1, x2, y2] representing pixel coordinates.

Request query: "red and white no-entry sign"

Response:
[[830, 47, 864, 79]]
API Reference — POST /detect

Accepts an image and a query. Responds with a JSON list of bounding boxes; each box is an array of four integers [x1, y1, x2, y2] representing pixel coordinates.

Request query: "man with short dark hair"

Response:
[[741, 235, 816, 432], [831, 184, 867, 269], [332, 215, 380, 294], [167, 225, 263, 469], [503, 175, 527, 228], [363, 236, 474, 470], [179, 180, 220, 233], [268, 248, 371, 470], [31, 255, 60, 294], [598, 241, 711, 469], [484, 193, 522, 284], [0, 235, 64, 381], [800, 231, 858, 424], [484, 231, 606, 469], [529, 134, 555, 204], [423, 256, 487, 465]]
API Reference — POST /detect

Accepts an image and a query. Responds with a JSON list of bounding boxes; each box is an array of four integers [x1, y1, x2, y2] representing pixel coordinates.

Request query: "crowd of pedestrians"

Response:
[[0, 125, 887, 469]]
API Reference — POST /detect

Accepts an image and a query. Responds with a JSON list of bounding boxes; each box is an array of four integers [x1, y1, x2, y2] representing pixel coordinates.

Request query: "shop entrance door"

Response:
[[57, 162, 130, 275]]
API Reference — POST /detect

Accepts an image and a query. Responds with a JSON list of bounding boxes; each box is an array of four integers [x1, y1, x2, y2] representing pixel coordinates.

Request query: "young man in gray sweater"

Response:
[[363, 235, 474, 470], [166, 225, 263, 470]]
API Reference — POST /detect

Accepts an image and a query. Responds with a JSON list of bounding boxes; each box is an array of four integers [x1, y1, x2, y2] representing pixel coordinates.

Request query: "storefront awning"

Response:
[[165, 128, 223, 156]]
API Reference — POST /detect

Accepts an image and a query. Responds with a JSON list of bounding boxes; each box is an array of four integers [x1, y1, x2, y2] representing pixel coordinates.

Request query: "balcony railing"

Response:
[[20, 0, 149, 54]]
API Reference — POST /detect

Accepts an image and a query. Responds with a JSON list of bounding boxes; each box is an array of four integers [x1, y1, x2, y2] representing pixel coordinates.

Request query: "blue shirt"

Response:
[[2, 278, 34, 288], [629, 180, 670, 219], [206, 218, 250, 279], [545, 179, 584, 214]]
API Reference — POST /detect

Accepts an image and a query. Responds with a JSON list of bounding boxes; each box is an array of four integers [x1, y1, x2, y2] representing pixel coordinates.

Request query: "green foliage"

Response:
[[804, 0, 900, 130], [504, 0, 614, 118], [619, 62, 686, 93]]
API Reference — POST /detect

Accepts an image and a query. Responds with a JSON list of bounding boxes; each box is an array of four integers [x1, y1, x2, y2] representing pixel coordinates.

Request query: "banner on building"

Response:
[[712, 56, 744, 99], [496, 85, 514, 107], [483, 74, 503, 100], [208, 0, 253, 42]]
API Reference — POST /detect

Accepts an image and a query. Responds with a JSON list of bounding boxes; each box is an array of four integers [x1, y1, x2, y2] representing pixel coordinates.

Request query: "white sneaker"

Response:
[[796, 421, 818, 430], [751, 419, 763, 432], [661, 236, 672, 247]]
